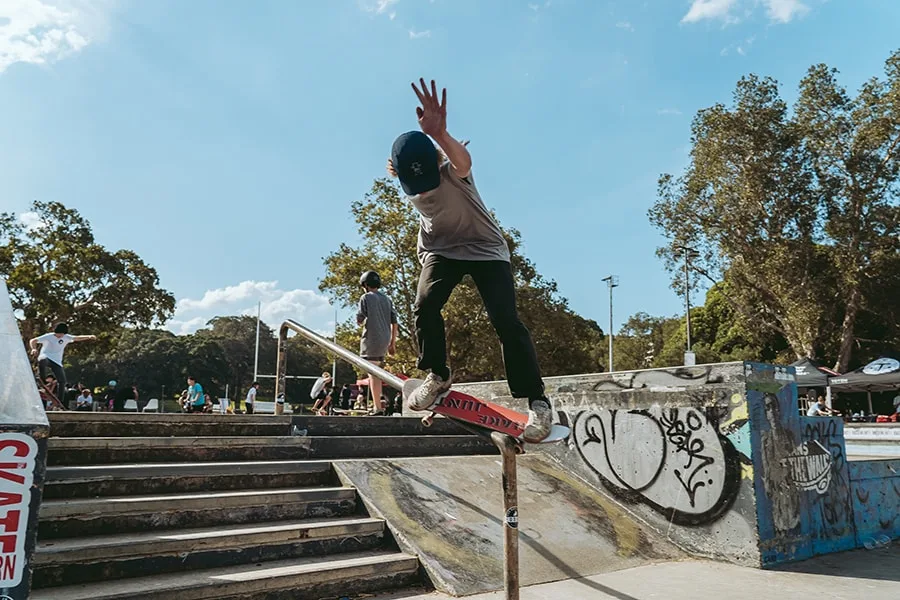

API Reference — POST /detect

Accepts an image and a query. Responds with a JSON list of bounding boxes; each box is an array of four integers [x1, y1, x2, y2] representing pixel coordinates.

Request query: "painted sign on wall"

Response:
[[0, 433, 37, 589]]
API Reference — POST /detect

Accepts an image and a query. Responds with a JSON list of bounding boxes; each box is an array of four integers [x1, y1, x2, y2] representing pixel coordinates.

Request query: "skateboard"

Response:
[[37, 380, 68, 411], [401, 377, 569, 443]]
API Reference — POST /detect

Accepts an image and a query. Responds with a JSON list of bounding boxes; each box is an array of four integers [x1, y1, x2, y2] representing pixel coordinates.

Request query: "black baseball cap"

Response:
[[392, 131, 440, 195]]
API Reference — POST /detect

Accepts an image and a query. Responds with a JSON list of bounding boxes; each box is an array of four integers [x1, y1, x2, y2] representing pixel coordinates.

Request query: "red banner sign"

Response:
[[0, 433, 36, 589]]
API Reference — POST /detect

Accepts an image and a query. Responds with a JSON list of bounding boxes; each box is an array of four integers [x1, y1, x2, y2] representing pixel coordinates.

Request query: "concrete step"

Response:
[[43, 460, 335, 499], [39, 486, 358, 539], [34, 517, 387, 588], [30, 550, 420, 600], [50, 419, 290, 438], [290, 415, 472, 437], [48, 413, 293, 424], [48, 435, 498, 465]]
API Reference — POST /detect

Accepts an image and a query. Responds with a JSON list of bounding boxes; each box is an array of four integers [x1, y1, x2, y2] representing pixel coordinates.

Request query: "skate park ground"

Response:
[[372, 543, 899, 599]]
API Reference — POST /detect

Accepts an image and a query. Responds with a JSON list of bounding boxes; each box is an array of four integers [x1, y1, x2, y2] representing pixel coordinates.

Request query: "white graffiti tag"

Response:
[[573, 408, 733, 524]]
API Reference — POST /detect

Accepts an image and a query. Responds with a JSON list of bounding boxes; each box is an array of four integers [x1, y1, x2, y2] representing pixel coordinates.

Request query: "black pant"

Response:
[[414, 255, 544, 399], [38, 358, 66, 393]]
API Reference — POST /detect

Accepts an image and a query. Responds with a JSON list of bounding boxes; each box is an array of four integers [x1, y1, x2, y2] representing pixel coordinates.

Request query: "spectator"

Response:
[[245, 381, 259, 414], [76, 388, 93, 411], [807, 397, 840, 417], [185, 377, 205, 413]]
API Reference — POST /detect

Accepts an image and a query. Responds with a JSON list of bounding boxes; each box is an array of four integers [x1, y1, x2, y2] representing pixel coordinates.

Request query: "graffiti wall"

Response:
[[455, 361, 900, 569], [744, 362, 859, 565], [457, 363, 763, 566]]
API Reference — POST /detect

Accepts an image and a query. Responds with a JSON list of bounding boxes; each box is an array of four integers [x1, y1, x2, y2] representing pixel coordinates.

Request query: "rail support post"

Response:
[[274, 326, 287, 416], [492, 431, 521, 600]]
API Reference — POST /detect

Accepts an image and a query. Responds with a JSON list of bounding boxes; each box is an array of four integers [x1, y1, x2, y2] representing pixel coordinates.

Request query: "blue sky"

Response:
[[1, 0, 898, 337]]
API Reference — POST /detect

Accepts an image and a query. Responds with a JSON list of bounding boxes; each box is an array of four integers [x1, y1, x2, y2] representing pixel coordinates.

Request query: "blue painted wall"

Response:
[[849, 458, 900, 546], [745, 361, 899, 566]]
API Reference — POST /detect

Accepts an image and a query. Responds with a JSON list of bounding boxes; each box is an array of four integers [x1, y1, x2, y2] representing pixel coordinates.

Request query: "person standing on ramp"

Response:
[[388, 78, 552, 442]]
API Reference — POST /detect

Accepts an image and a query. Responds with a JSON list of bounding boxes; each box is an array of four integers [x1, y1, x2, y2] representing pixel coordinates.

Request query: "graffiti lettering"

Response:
[[782, 440, 833, 494], [573, 408, 740, 526]]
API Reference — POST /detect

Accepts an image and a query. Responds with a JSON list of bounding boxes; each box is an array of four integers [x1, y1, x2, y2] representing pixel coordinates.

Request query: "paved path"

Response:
[[373, 544, 898, 600]]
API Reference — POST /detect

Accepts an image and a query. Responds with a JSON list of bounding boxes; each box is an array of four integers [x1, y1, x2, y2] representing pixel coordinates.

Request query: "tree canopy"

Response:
[[0, 201, 176, 343], [649, 49, 900, 372]]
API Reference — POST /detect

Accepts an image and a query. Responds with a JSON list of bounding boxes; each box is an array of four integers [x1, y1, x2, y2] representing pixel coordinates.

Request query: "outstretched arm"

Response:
[[411, 78, 472, 178], [72, 335, 97, 342]]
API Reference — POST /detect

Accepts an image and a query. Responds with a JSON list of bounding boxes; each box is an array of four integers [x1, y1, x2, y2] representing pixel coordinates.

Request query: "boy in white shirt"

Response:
[[245, 381, 259, 414], [29, 322, 97, 394]]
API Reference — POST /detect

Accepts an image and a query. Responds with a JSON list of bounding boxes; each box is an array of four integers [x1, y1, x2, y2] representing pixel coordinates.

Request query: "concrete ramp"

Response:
[[335, 455, 684, 596]]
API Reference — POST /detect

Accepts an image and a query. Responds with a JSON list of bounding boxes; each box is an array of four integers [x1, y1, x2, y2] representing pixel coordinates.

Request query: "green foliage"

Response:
[[320, 177, 605, 382], [650, 49, 900, 371], [1, 201, 175, 346], [68, 318, 356, 409]]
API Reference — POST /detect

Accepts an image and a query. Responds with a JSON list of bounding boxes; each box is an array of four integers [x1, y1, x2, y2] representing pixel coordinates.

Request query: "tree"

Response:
[[649, 50, 900, 372], [1, 201, 175, 344], [794, 54, 900, 370], [320, 178, 604, 383]]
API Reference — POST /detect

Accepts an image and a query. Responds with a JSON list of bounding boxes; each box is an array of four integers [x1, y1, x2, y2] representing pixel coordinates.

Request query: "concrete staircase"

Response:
[[33, 413, 496, 599]]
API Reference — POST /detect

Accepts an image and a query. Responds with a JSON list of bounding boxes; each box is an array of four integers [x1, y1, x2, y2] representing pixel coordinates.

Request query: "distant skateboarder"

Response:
[[29, 322, 97, 393], [388, 78, 552, 442], [356, 270, 398, 412]]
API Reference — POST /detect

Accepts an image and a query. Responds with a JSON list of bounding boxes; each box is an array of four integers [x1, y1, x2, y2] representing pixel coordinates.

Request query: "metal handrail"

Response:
[[279, 319, 406, 391]]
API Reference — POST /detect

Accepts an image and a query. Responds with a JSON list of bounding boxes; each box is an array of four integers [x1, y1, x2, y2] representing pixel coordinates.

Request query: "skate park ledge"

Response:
[[426, 361, 900, 568]]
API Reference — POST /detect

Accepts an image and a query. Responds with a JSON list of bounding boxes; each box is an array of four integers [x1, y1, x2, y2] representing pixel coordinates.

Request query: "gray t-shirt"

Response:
[[357, 290, 397, 358], [410, 162, 511, 264]]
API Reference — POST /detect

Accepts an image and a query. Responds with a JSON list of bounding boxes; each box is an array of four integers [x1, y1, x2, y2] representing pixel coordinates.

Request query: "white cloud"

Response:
[[0, 0, 111, 74], [721, 35, 755, 56], [681, 0, 738, 23], [19, 211, 46, 231], [408, 29, 430, 39], [166, 280, 336, 336], [657, 107, 682, 116], [615, 21, 635, 31], [763, 0, 809, 23], [682, 0, 810, 25], [361, 0, 398, 18]]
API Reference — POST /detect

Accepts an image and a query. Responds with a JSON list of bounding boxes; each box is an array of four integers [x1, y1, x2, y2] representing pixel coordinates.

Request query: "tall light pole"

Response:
[[676, 245, 698, 366], [253, 301, 261, 381], [601, 275, 618, 373]]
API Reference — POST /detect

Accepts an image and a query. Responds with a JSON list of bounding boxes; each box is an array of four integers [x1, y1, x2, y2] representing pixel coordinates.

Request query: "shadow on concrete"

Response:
[[771, 544, 899, 582], [396, 466, 643, 600]]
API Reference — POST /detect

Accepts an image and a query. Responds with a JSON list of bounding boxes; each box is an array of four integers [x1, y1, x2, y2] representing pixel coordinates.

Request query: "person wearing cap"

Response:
[[29, 322, 97, 395], [387, 78, 552, 442], [356, 270, 398, 413]]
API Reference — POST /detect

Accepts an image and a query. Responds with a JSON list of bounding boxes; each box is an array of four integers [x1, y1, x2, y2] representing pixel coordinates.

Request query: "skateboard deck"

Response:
[[37, 380, 68, 411], [401, 377, 569, 443]]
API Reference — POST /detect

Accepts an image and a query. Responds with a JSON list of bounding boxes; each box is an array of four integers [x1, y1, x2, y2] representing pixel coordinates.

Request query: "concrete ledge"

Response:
[[33, 517, 386, 588], [47, 435, 498, 464], [39, 487, 358, 539], [29, 551, 419, 600], [43, 460, 335, 499]]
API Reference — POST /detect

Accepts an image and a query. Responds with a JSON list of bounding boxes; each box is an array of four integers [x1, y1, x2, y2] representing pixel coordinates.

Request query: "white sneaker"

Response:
[[524, 398, 552, 443], [407, 371, 452, 411]]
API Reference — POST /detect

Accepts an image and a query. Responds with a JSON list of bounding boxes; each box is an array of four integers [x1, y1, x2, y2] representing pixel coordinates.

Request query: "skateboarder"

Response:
[[388, 78, 552, 442], [29, 322, 97, 393], [357, 270, 398, 412]]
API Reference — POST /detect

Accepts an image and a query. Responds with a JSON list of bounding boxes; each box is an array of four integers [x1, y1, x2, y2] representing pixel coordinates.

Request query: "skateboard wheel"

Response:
[[422, 415, 433, 427]]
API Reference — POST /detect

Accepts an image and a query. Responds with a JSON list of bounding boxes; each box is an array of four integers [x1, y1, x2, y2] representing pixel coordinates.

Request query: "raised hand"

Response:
[[411, 78, 447, 138]]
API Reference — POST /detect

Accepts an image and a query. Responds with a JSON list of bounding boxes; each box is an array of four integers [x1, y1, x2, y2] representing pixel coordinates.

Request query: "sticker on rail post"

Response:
[[505, 507, 518, 529], [0, 432, 38, 590]]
